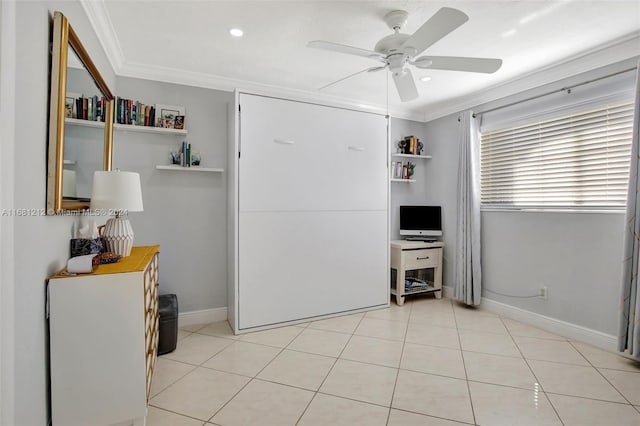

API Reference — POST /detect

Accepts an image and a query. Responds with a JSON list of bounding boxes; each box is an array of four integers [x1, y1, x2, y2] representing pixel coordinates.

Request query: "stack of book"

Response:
[[399, 135, 422, 155], [114, 97, 156, 127], [65, 95, 107, 122], [391, 161, 414, 179], [175, 141, 193, 167]]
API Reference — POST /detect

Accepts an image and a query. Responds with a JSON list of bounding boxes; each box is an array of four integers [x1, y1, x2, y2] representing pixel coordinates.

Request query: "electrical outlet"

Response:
[[539, 286, 548, 300]]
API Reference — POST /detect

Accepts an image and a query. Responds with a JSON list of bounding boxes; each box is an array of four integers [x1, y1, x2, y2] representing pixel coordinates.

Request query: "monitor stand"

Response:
[[405, 236, 439, 242]]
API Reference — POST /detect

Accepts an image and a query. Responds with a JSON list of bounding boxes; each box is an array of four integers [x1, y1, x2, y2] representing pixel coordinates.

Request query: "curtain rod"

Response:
[[472, 66, 637, 118]]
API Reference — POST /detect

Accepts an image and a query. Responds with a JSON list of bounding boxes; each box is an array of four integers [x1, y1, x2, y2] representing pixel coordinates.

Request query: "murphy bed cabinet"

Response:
[[48, 245, 160, 426], [228, 92, 389, 332]]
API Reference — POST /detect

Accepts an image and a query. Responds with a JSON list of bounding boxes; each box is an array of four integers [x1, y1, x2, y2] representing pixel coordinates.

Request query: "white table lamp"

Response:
[[91, 170, 144, 257]]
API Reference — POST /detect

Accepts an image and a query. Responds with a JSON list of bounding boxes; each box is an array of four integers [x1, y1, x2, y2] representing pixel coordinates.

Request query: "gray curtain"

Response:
[[454, 111, 482, 305], [619, 64, 640, 359]]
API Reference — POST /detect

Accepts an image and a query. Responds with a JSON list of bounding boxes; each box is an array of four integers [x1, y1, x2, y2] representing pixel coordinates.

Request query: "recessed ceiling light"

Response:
[[419, 76, 432, 82], [229, 28, 244, 37]]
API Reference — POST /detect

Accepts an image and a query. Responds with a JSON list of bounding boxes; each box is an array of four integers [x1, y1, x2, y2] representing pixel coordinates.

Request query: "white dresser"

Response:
[[228, 93, 389, 332], [48, 245, 160, 426]]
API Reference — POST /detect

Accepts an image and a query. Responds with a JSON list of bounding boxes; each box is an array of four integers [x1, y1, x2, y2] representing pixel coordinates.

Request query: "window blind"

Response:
[[480, 101, 634, 209]]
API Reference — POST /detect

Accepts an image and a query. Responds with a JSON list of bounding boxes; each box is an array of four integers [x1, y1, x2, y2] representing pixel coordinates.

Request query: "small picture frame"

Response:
[[65, 97, 75, 118], [66, 92, 82, 119], [174, 115, 185, 130], [155, 104, 185, 129]]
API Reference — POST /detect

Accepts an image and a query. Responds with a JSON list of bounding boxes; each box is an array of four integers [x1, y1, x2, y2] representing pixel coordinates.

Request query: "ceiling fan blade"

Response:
[[318, 65, 387, 91], [414, 56, 502, 73], [368, 65, 387, 72], [392, 69, 419, 102], [308, 40, 385, 61], [401, 7, 469, 56]]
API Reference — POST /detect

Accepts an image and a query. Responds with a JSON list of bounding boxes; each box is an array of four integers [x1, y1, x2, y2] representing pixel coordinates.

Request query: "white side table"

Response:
[[390, 240, 444, 306]]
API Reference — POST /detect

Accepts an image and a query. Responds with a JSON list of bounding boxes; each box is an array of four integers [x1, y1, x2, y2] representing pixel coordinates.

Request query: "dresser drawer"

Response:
[[404, 249, 440, 269]]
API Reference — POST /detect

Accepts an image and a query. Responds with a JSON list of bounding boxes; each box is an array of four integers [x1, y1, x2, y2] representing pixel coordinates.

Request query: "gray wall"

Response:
[[390, 115, 461, 289], [418, 61, 634, 336], [112, 77, 232, 312], [482, 211, 624, 334], [11, 1, 116, 425], [389, 118, 431, 240], [421, 114, 462, 288]]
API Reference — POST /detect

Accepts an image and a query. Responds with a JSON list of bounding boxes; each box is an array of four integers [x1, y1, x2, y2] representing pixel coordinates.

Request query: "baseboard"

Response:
[[178, 307, 228, 327], [443, 285, 454, 299], [443, 286, 616, 351], [179, 297, 617, 351], [480, 297, 617, 351]]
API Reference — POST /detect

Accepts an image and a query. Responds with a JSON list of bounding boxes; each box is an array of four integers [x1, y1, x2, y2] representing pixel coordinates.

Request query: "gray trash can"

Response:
[[158, 294, 178, 355]]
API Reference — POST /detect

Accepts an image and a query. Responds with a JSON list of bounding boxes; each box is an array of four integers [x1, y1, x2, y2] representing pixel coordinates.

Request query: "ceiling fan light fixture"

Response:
[[306, 7, 502, 103], [229, 28, 244, 37]]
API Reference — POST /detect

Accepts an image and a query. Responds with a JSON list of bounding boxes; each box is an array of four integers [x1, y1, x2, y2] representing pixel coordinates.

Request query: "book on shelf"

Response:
[[67, 94, 187, 131], [111, 97, 185, 130], [397, 135, 423, 156], [391, 160, 416, 180], [66, 93, 106, 122]]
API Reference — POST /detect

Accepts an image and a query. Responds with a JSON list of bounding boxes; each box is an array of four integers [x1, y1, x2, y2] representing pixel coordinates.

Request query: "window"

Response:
[[480, 101, 634, 210]]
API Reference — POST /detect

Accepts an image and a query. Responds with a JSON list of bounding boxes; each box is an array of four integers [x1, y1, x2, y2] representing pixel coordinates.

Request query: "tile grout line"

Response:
[[566, 340, 636, 406], [294, 313, 368, 425], [384, 296, 414, 425], [543, 390, 639, 405], [452, 301, 478, 426], [204, 326, 305, 424], [498, 314, 566, 426], [149, 358, 197, 399], [164, 312, 640, 424], [147, 404, 214, 424]]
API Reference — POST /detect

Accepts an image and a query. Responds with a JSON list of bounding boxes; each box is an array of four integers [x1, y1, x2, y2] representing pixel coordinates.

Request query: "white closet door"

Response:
[[238, 210, 388, 329], [239, 94, 387, 212]]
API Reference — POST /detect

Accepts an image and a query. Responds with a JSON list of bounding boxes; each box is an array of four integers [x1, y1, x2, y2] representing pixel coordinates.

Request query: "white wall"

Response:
[[1, 1, 17, 424], [113, 77, 232, 312], [9, 2, 115, 424]]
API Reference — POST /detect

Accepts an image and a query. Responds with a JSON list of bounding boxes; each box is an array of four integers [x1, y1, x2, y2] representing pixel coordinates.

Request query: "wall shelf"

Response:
[[115, 124, 187, 135], [65, 118, 188, 135], [391, 178, 416, 183], [391, 154, 432, 159], [155, 165, 224, 173], [65, 118, 104, 129]]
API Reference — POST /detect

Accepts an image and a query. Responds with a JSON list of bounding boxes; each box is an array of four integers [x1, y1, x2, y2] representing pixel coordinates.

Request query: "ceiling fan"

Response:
[[308, 7, 503, 102]]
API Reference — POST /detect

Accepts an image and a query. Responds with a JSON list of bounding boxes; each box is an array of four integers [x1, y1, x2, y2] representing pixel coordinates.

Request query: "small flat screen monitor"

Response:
[[400, 205, 442, 238]]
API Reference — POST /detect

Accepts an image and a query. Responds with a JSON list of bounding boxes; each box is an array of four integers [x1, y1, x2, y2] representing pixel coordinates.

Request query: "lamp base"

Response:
[[103, 217, 134, 257]]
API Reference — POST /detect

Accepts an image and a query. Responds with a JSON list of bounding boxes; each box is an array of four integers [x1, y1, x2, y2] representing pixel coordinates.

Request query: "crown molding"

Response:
[[78, 0, 424, 122], [80, 0, 639, 124], [119, 61, 425, 121], [80, 0, 124, 73], [422, 32, 640, 122]]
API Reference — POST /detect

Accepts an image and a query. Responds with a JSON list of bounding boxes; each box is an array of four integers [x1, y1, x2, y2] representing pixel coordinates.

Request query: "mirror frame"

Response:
[[47, 11, 114, 214]]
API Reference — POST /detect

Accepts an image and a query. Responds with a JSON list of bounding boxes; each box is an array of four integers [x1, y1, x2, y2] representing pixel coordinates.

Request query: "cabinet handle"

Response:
[[347, 146, 365, 151], [274, 139, 295, 145], [417, 256, 429, 260]]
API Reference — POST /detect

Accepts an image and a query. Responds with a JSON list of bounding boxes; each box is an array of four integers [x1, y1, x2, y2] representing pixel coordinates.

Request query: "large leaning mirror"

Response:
[[47, 11, 114, 214]]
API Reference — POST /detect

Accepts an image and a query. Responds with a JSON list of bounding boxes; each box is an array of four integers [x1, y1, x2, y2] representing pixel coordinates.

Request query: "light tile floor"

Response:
[[148, 297, 640, 425]]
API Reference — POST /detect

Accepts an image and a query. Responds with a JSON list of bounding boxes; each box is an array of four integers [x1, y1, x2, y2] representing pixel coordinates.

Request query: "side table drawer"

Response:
[[404, 249, 439, 269]]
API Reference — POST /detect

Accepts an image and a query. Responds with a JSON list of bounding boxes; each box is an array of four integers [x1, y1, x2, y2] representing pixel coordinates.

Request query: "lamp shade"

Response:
[[90, 170, 144, 212]]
